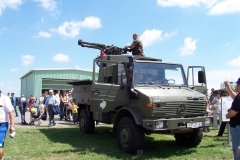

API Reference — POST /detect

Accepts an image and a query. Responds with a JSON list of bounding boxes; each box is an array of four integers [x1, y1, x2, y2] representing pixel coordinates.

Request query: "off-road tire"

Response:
[[79, 109, 95, 134], [174, 128, 203, 147], [117, 117, 145, 153]]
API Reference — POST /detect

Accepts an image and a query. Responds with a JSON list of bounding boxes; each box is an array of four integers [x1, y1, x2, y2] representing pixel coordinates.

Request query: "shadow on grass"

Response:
[[38, 126, 196, 159]]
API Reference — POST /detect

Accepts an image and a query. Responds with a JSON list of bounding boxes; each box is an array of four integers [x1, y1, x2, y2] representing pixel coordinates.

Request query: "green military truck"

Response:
[[67, 40, 213, 154]]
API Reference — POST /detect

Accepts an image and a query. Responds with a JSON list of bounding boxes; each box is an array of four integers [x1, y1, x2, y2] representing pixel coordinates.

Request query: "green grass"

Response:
[[4, 126, 233, 160]]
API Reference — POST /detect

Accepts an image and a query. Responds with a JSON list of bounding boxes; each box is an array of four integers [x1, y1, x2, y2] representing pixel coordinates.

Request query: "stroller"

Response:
[[29, 104, 45, 125], [29, 105, 40, 125]]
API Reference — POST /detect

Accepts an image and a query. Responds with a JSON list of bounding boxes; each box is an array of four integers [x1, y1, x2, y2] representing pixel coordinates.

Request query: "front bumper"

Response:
[[143, 116, 213, 131]]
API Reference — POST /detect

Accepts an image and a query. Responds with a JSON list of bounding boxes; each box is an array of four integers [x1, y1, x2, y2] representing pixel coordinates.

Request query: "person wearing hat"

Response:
[[225, 78, 240, 159], [44, 89, 58, 127], [0, 90, 15, 160]]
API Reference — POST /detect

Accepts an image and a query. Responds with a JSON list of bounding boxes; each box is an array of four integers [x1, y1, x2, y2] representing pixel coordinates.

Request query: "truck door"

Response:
[[187, 66, 208, 96], [91, 60, 130, 113]]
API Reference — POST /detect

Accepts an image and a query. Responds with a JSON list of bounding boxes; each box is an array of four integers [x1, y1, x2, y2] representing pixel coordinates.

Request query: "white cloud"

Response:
[[157, 0, 218, 8], [228, 56, 240, 67], [10, 68, 18, 72], [51, 17, 102, 38], [22, 55, 35, 66], [52, 53, 69, 62], [162, 30, 178, 40], [0, 83, 4, 87], [140, 29, 162, 47], [51, 21, 81, 38], [140, 29, 177, 47], [33, 0, 57, 12], [0, 0, 23, 16], [180, 37, 198, 56], [206, 69, 240, 92], [34, 31, 52, 38], [157, 0, 240, 15], [208, 0, 240, 15], [80, 16, 102, 29]]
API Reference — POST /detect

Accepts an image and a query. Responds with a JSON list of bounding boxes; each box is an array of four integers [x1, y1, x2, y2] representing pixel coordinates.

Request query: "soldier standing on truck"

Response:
[[125, 33, 144, 56]]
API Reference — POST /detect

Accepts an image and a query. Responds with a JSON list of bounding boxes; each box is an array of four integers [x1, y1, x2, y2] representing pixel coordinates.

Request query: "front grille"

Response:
[[153, 101, 206, 117]]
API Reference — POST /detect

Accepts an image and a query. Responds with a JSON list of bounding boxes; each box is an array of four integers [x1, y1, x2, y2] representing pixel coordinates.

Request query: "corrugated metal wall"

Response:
[[21, 71, 35, 99], [21, 69, 97, 101]]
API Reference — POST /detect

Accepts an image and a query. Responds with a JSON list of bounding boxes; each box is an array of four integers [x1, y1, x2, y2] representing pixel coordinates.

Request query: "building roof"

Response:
[[20, 68, 93, 79]]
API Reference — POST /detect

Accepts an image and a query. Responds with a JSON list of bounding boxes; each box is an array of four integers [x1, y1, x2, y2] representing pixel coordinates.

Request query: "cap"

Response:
[[22, 95, 24, 97], [236, 78, 240, 84], [49, 89, 53, 93]]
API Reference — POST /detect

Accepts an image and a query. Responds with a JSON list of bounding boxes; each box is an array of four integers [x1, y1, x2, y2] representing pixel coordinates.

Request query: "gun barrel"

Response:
[[78, 39, 131, 55]]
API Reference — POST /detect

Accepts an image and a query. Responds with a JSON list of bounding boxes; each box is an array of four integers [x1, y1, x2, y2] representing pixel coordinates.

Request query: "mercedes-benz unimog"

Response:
[[67, 39, 213, 154]]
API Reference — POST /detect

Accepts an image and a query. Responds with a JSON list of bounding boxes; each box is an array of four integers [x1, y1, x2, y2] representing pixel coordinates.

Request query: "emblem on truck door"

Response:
[[178, 103, 186, 113], [99, 101, 107, 110]]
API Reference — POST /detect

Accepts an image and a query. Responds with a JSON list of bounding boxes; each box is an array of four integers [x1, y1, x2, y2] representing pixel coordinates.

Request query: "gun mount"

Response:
[[78, 39, 131, 55]]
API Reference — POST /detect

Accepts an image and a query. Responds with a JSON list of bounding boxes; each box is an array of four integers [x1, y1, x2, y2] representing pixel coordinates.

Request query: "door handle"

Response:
[[92, 90, 100, 94]]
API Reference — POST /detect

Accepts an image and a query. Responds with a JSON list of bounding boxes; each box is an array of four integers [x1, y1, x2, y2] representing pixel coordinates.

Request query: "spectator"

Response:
[[20, 95, 26, 103], [19, 99, 30, 125], [203, 103, 212, 132], [210, 91, 221, 130], [209, 88, 215, 102], [217, 91, 231, 136], [11, 93, 18, 117], [55, 90, 60, 106], [66, 93, 73, 121], [44, 90, 58, 127], [0, 90, 15, 160], [60, 91, 68, 121], [225, 79, 240, 160], [71, 102, 79, 125], [43, 91, 48, 114]]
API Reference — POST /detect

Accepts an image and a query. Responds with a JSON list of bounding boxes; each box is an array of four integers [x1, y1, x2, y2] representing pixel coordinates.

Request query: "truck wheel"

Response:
[[174, 128, 203, 147], [117, 117, 145, 153], [79, 109, 95, 134]]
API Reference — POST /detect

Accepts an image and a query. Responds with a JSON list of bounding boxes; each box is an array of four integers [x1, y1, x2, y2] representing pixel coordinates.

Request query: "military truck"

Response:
[[67, 40, 213, 154]]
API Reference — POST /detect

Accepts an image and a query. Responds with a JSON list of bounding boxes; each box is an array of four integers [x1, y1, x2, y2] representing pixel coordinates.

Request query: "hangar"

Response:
[[20, 68, 96, 100]]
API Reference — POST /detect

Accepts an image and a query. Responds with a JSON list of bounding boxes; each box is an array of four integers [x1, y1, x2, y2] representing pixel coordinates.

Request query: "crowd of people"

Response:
[[205, 80, 240, 159], [6, 89, 77, 127]]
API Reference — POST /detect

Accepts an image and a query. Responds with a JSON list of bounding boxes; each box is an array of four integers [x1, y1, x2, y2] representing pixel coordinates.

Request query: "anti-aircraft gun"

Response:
[[78, 39, 131, 55]]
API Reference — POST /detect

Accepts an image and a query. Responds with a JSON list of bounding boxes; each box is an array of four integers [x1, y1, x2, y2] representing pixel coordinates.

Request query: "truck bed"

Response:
[[67, 79, 92, 105]]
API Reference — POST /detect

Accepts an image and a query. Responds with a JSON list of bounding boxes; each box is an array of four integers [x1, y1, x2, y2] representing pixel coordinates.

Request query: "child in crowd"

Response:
[[71, 102, 79, 125], [29, 100, 45, 125]]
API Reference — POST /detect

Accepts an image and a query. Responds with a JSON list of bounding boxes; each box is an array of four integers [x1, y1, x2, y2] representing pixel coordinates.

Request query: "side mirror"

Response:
[[121, 71, 127, 85], [198, 71, 206, 84]]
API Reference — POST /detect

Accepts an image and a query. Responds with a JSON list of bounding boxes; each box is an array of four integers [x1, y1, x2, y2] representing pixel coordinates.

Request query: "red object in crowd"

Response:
[[100, 51, 106, 57]]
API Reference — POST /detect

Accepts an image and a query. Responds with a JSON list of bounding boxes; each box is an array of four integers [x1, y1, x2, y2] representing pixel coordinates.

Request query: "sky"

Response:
[[0, 0, 240, 96]]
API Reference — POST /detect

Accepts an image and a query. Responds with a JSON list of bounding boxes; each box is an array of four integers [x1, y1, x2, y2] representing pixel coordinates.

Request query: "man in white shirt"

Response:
[[20, 95, 26, 103], [0, 90, 15, 160]]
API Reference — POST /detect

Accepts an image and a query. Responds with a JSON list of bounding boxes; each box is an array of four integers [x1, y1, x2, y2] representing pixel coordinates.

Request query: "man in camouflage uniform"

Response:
[[125, 33, 144, 56]]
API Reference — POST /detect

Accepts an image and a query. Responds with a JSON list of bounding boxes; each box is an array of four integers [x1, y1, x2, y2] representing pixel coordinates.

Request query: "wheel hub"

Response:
[[121, 126, 130, 147]]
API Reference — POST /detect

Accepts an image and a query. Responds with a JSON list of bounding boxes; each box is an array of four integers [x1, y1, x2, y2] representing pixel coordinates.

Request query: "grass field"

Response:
[[3, 125, 233, 160]]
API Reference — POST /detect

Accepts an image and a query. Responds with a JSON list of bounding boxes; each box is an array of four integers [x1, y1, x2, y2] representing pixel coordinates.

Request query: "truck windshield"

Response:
[[134, 62, 187, 87]]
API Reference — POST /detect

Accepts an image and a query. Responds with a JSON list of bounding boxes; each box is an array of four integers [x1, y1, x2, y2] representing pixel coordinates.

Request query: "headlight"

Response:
[[152, 96, 161, 103], [205, 117, 211, 125], [155, 121, 164, 129]]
